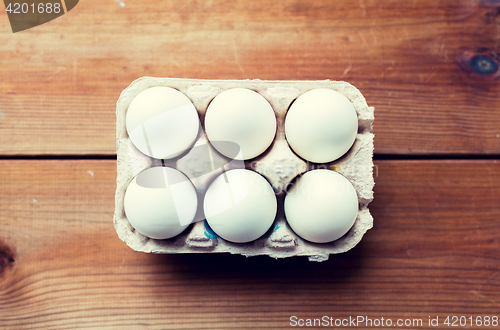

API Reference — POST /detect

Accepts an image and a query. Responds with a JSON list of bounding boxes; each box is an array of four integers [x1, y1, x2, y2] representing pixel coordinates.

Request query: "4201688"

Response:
[[6, 2, 62, 14], [443, 316, 498, 327]]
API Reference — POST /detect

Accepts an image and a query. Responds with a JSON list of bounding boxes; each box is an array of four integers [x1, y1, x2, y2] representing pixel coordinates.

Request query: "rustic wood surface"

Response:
[[0, 160, 499, 329], [1, 0, 499, 329], [0, 0, 499, 155]]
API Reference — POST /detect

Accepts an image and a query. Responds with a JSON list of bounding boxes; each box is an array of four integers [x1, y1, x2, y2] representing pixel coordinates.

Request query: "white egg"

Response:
[[284, 170, 358, 243], [285, 88, 358, 163], [124, 167, 198, 240], [204, 169, 277, 243], [126, 86, 200, 159], [205, 88, 276, 160]]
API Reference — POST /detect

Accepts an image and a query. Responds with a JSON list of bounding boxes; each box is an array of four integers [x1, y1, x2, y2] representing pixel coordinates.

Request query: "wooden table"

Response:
[[1, 0, 499, 329]]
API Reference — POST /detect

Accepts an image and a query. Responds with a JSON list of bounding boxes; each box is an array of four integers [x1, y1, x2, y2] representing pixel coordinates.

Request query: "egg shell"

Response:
[[126, 86, 200, 159], [204, 169, 277, 243], [124, 167, 197, 239], [115, 77, 374, 262], [205, 88, 277, 160], [284, 170, 359, 243], [285, 88, 358, 163]]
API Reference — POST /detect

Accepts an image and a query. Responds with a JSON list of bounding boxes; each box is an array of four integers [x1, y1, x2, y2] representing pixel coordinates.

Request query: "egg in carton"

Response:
[[114, 77, 374, 262]]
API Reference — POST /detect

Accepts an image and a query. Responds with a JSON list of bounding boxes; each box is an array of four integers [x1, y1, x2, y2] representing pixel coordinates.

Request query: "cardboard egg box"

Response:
[[114, 77, 374, 262]]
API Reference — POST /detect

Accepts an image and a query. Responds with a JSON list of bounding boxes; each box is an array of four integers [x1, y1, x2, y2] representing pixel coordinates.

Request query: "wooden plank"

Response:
[[0, 0, 499, 155], [0, 160, 499, 329]]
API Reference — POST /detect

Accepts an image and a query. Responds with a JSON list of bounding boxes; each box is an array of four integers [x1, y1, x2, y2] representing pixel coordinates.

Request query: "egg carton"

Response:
[[114, 77, 374, 262]]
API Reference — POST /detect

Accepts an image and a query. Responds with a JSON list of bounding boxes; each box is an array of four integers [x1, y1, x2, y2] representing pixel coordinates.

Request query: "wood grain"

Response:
[[0, 160, 499, 329], [0, 0, 499, 156]]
